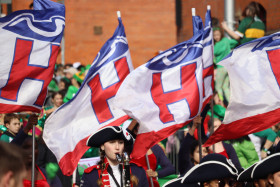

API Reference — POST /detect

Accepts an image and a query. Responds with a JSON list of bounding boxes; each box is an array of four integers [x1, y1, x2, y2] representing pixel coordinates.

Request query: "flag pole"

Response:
[[191, 8, 196, 17], [191, 7, 203, 161], [72, 168, 77, 187], [28, 112, 39, 187], [32, 121, 35, 187], [145, 154, 154, 187], [210, 97, 215, 152], [207, 4, 215, 153]]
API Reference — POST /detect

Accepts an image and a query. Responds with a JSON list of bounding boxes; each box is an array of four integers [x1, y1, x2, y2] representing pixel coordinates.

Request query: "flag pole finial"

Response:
[[207, 5, 211, 10], [117, 11, 121, 18], [191, 8, 196, 16]]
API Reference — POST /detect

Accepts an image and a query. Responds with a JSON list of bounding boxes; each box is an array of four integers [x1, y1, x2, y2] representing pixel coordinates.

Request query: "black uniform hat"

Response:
[[237, 162, 258, 182], [86, 126, 133, 147], [251, 153, 280, 179], [182, 153, 238, 184], [162, 177, 199, 187]]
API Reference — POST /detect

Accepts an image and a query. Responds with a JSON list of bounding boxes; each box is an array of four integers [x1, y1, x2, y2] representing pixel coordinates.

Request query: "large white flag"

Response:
[[0, 0, 64, 113], [43, 16, 132, 176], [114, 8, 213, 159], [205, 32, 280, 146]]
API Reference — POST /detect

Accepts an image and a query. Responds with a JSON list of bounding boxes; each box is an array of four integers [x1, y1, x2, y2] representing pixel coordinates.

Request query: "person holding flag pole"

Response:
[[43, 9, 133, 179], [191, 5, 214, 162]]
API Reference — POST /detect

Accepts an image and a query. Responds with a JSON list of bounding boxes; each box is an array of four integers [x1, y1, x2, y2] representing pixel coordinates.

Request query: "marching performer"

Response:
[[81, 126, 148, 187]]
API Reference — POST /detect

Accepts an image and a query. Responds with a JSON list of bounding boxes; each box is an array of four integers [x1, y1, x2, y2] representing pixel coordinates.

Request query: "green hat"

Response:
[[207, 104, 226, 121], [63, 86, 79, 103], [86, 64, 91, 70], [73, 70, 85, 84], [213, 27, 221, 31], [48, 79, 59, 92]]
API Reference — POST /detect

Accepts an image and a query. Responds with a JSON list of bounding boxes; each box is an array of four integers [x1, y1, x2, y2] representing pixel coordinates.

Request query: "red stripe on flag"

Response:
[[130, 120, 191, 159], [59, 137, 89, 176], [58, 115, 130, 176], [204, 107, 280, 147], [0, 103, 40, 113]]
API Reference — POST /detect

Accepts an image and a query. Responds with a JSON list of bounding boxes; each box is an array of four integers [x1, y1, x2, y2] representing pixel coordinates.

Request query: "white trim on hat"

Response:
[[86, 126, 123, 146], [251, 152, 280, 179], [237, 162, 257, 181], [162, 176, 183, 187], [181, 160, 238, 183]]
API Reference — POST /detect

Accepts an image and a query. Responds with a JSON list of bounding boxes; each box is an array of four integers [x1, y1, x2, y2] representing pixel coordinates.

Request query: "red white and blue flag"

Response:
[[201, 7, 214, 109], [0, 0, 65, 113], [204, 31, 280, 146], [114, 10, 213, 158], [43, 15, 132, 175]]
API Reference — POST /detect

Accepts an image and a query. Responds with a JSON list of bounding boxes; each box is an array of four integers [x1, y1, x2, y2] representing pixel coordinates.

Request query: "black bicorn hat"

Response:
[[86, 126, 133, 148], [181, 153, 239, 184], [162, 177, 200, 187], [251, 152, 280, 179], [237, 162, 258, 182]]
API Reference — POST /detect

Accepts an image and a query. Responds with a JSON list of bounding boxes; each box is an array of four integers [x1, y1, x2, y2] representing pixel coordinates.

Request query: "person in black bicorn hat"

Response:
[[238, 162, 267, 187], [237, 151, 280, 187], [251, 152, 280, 187], [164, 153, 241, 187], [80, 126, 149, 187]]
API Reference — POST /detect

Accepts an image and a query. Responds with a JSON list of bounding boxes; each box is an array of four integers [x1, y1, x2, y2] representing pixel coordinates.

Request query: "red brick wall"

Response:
[[179, 0, 224, 43], [64, 0, 176, 68], [10, 0, 176, 67]]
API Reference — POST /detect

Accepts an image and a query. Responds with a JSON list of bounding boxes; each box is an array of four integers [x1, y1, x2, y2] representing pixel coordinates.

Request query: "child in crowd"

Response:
[[0, 113, 21, 142]]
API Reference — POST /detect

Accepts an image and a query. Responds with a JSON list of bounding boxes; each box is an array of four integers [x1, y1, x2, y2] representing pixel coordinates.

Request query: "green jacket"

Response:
[[214, 37, 238, 68], [231, 139, 259, 169], [63, 86, 79, 103], [254, 128, 277, 142], [0, 131, 15, 143], [237, 16, 265, 44]]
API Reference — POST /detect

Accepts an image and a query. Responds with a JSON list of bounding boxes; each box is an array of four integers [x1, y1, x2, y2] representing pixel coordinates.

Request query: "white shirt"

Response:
[[108, 164, 121, 187]]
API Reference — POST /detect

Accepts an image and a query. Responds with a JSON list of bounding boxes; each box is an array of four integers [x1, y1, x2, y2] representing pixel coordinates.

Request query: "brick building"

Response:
[[2, 0, 280, 68]]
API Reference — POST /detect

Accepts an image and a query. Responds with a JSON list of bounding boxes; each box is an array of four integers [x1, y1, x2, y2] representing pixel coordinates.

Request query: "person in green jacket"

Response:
[[213, 27, 238, 105], [253, 128, 277, 159], [0, 113, 21, 142], [63, 73, 83, 103], [229, 136, 259, 169], [221, 1, 266, 45]]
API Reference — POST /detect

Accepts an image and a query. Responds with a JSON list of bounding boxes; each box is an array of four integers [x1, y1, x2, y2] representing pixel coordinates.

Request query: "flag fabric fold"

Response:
[[201, 8, 214, 109], [0, 0, 65, 113], [204, 32, 280, 147], [114, 13, 214, 158], [43, 17, 133, 176]]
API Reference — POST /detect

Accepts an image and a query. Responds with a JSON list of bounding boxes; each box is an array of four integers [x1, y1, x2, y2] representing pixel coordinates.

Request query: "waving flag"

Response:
[[204, 32, 280, 146], [192, 7, 214, 109], [43, 14, 132, 175], [201, 7, 214, 109], [114, 26, 209, 158], [192, 11, 203, 35], [0, 0, 65, 113]]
